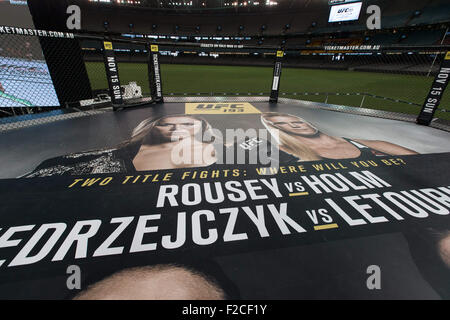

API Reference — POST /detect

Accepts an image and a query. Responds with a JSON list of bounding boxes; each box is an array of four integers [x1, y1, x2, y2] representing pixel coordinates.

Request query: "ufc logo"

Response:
[[196, 103, 244, 111]]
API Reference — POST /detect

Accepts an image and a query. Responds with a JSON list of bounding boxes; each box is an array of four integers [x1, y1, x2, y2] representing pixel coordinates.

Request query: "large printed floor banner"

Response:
[[0, 101, 449, 299]]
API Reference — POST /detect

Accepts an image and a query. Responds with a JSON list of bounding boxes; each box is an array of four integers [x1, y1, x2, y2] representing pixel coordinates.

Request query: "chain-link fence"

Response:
[[0, 32, 94, 118], [1, 31, 450, 123], [280, 49, 449, 121], [0, 33, 60, 117], [81, 39, 108, 95], [133, 45, 450, 121], [1, 34, 155, 118], [81, 38, 151, 98]]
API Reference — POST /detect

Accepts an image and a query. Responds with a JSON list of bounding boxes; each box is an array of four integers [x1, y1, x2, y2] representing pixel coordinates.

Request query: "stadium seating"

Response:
[[78, 0, 448, 80], [408, 0, 450, 26], [398, 29, 445, 45], [80, 0, 450, 38]]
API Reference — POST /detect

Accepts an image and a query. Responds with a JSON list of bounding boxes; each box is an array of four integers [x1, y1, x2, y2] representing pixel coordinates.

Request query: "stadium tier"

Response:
[[78, 0, 450, 36]]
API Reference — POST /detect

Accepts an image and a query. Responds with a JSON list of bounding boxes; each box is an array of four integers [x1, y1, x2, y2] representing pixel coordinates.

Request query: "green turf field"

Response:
[[85, 62, 450, 120]]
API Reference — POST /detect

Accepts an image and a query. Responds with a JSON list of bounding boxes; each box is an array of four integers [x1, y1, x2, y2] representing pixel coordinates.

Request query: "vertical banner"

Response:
[[417, 51, 450, 125], [148, 44, 164, 104], [269, 50, 284, 103], [102, 41, 123, 109]]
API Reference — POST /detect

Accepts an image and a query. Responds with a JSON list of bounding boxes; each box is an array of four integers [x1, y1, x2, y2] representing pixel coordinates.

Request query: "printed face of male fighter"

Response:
[[267, 115, 318, 137], [74, 266, 225, 300], [153, 116, 203, 142], [438, 233, 450, 269]]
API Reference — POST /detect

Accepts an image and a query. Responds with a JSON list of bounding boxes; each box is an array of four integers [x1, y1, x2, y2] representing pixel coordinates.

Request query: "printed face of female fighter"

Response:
[[266, 115, 318, 137], [153, 116, 203, 143]]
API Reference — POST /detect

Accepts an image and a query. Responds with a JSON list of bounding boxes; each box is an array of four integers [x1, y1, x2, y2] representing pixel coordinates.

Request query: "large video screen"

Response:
[[328, 2, 363, 23], [0, 0, 59, 107]]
